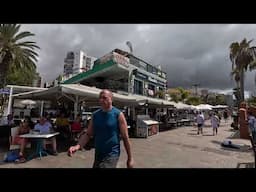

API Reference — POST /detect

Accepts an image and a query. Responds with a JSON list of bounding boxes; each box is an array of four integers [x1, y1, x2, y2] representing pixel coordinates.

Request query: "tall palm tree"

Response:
[[0, 24, 40, 88], [229, 38, 256, 102], [249, 49, 256, 92], [230, 67, 241, 105], [6, 63, 36, 86]]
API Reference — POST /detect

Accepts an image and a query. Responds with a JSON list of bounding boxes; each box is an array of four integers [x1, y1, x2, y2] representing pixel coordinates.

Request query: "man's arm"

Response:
[[119, 112, 134, 168], [77, 119, 93, 147], [68, 118, 93, 156]]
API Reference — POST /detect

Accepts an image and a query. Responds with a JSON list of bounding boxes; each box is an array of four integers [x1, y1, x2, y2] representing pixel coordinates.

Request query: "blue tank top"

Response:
[[93, 107, 121, 161]]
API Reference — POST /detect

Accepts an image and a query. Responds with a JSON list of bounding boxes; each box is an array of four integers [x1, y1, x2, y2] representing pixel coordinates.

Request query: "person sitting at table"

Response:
[[7, 114, 15, 126], [34, 116, 58, 156], [55, 112, 70, 139], [71, 114, 82, 141], [71, 114, 82, 131], [13, 120, 31, 161]]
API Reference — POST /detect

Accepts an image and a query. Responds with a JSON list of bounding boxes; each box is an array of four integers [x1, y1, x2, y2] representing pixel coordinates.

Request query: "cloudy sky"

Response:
[[20, 24, 256, 95]]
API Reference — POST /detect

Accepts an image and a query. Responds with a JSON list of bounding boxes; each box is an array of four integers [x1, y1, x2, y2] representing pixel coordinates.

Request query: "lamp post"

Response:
[[126, 41, 133, 54], [192, 83, 200, 96]]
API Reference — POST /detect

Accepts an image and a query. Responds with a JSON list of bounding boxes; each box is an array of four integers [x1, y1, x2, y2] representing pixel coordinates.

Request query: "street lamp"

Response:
[[192, 83, 200, 96]]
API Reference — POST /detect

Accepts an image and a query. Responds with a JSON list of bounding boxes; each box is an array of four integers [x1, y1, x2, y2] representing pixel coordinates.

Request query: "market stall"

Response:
[[136, 115, 159, 138]]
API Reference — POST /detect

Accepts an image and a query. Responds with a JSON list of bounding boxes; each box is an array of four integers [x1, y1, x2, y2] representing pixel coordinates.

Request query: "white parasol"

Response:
[[20, 99, 36, 105]]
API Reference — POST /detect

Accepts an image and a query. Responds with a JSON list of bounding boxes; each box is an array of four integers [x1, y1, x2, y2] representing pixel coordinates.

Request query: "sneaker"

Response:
[[15, 156, 26, 163], [52, 151, 58, 156]]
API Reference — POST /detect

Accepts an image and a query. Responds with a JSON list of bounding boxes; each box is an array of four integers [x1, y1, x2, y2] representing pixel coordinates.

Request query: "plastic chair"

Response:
[[70, 122, 82, 141], [9, 127, 31, 150]]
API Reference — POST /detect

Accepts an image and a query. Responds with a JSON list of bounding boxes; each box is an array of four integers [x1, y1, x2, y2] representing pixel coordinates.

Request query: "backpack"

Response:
[[3, 151, 19, 162]]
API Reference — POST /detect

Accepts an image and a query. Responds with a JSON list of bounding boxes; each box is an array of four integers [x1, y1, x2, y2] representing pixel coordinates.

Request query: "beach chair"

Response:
[[9, 126, 31, 150]]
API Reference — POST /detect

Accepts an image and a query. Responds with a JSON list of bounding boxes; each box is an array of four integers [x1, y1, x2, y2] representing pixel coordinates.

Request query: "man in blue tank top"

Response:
[[68, 89, 134, 168]]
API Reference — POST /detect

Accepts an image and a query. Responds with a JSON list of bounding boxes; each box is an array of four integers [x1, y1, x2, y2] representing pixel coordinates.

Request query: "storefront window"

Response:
[[134, 79, 143, 95]]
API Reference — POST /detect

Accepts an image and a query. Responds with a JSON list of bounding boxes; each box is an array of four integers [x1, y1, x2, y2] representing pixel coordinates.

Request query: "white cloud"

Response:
[[136, 24, 152, 32]]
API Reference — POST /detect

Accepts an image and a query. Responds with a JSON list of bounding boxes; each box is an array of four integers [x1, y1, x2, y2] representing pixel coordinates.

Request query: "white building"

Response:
[[225, 94, 234, 107], [63, 50, 97, 78]]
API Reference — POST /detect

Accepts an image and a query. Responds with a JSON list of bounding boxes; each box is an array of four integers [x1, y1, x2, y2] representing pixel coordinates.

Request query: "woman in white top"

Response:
[[211, 113, 219, 136]]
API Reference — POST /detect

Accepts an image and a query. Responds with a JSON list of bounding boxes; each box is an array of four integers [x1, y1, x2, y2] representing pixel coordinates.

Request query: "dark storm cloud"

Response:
[[20, 24, 256, 92]]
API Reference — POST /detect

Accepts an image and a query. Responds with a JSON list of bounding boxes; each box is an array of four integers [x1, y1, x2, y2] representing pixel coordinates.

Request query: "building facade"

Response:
[[32, 72, 42, 87], [63, 49, 167, 99]]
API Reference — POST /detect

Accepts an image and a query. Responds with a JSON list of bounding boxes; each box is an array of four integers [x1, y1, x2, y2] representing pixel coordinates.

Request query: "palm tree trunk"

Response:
[[0, 64, 8, 88], [240, 70, 245, 101], [0, 52, 12, 88]]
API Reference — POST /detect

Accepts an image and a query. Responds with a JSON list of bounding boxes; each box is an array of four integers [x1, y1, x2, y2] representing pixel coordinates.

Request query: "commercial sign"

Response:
[[148, 89, 154, 96], [94, 52, 129, 68], [0, 88, 10, 94], [113, 52, 129, 67], [98, 53, 113, 64]]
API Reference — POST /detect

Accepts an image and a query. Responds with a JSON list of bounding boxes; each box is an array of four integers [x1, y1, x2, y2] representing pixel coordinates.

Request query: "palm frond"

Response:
[[14, 31, 35, 42], [0, 24, 40, 87]]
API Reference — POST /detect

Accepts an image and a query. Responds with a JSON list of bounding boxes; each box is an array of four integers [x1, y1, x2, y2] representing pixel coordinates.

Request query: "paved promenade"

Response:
[[0, 118, 254, 168]]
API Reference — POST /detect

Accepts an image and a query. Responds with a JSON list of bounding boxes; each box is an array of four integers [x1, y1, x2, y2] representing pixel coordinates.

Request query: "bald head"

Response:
[[99, 89, 113, 99], [99, 89, 113, 111]]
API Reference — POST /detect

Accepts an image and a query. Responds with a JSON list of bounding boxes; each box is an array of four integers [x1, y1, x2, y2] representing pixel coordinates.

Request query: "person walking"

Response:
[[210, 113, 220, 135], [68, 89, 134, 168], [248, 111, 256, 143], [196, 111, 204, 135]]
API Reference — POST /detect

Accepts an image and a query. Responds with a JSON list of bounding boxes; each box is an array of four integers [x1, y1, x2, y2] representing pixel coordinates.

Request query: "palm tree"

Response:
[[169, 92, 179, 102], [230, 68, 241, 106], [6, 64, 36, 86], [177, 87, 190, 102], [0, 24, 40, 88], [155, 90, 165, 99], [229, 38, 256, 102], [185, 96, 202, 106]]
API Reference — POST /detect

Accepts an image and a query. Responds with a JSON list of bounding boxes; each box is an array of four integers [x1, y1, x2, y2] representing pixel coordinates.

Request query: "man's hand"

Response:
[[68, 145, 80, 157], [127, 157, 134, 168]]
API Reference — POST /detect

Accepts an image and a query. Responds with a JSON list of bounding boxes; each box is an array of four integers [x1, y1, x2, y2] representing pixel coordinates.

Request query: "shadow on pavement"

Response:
[[221, 146, 251, 153], [227, 130, 240, 139], [227, 129, 237, 132], [202, 134, 214, 136], [236, 162, 254, 168], [211, 140, 222, 145], [187, 133, 199, 136]]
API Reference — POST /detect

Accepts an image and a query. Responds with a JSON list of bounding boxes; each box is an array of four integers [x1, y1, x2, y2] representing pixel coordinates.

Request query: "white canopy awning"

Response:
[[132, 94, 175, 107], [12, 84, 138, 106], [190, 104, 213, 110], [211, 105, 228, 109], [171, 102, 192, 109], [12, 84, 175, 108]]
